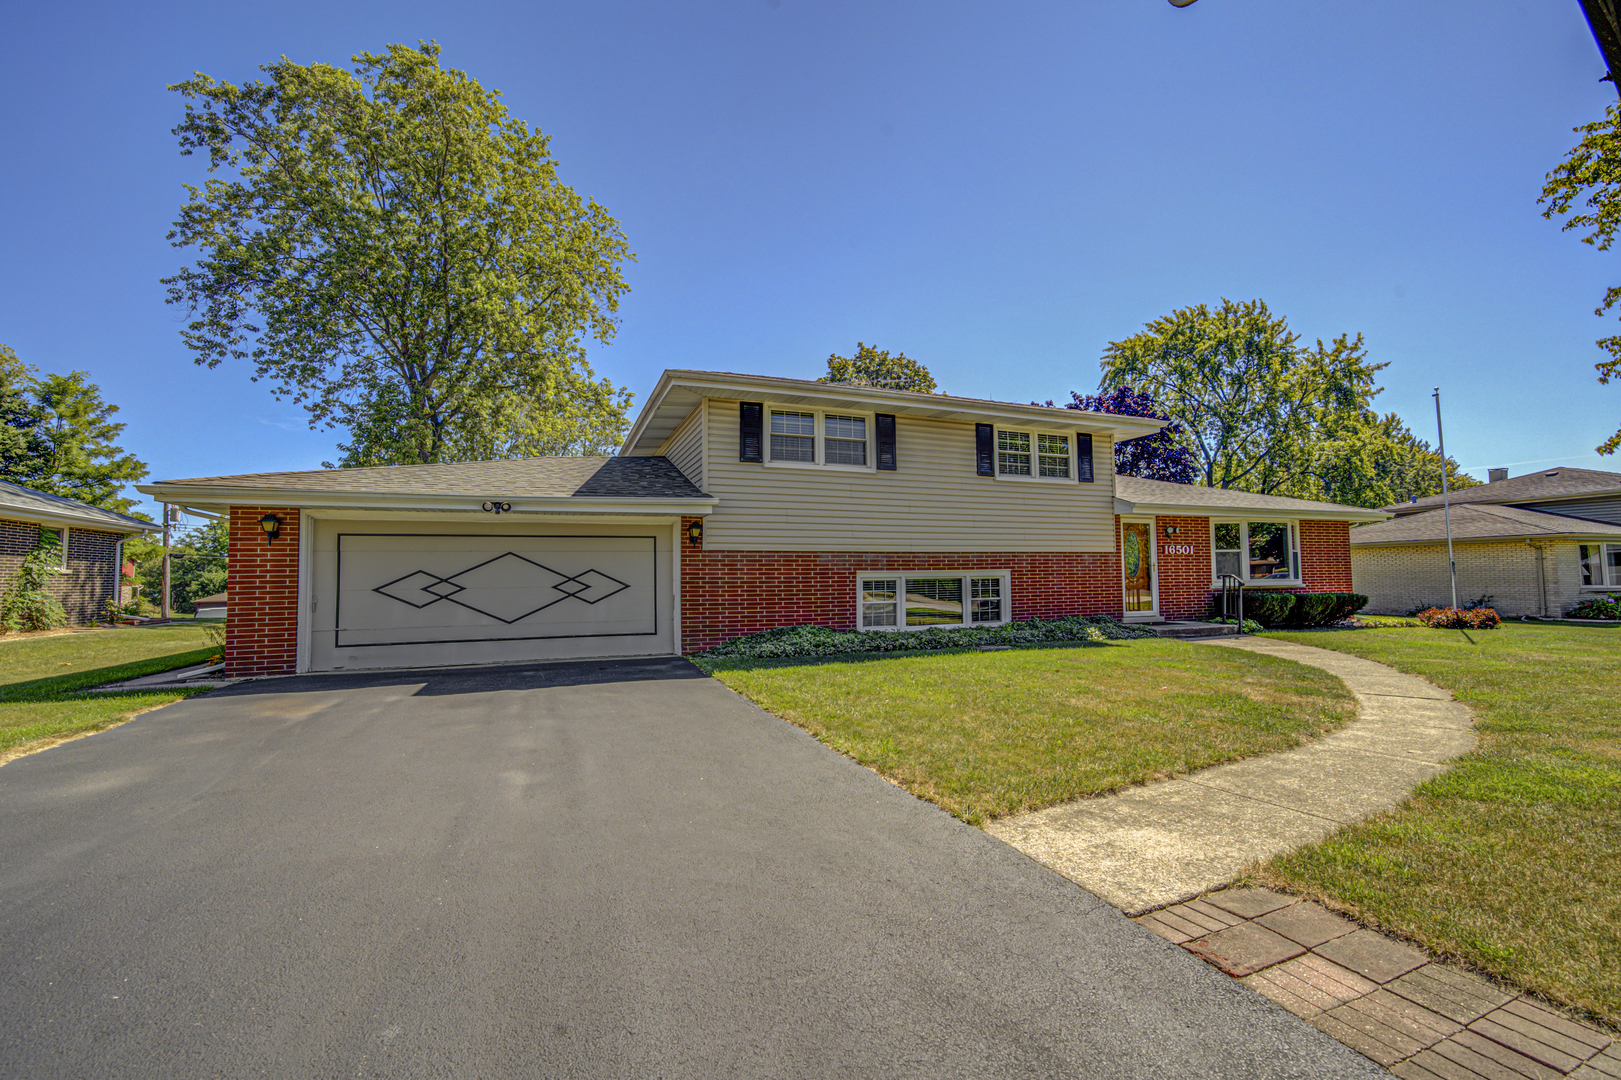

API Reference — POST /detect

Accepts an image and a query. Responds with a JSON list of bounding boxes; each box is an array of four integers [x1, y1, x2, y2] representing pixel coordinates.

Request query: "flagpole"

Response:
[[1433, 387, 1458, 610]]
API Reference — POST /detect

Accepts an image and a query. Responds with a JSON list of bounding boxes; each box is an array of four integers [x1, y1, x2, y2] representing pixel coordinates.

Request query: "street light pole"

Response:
[[161, 503, 172, 621], [1433, 388, 1459, 610]]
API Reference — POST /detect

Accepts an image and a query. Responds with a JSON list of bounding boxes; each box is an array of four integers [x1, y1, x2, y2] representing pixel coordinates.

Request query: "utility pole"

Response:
[[161, 504, 172, 621], [1433, 388, 1459, 610]]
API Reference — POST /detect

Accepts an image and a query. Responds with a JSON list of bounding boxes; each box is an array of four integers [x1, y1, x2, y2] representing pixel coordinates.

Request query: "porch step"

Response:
[[1151, 620, 1240, 640]]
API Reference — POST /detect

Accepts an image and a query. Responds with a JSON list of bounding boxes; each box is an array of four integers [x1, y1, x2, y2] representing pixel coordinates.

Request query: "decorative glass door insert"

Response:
[[1122, 521, 1156, 614]]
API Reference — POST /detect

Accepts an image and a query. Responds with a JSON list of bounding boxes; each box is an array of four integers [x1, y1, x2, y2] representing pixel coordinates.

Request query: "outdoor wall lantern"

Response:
[[687, 519, 703, 546], [481, 500, 512, 514], [258, 513, 282, 544], [1163, 525, 1180, 536]]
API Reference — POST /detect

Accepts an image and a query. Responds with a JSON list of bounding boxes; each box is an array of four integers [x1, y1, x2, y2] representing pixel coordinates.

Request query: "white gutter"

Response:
[[136, 483, 717, 517], [622, 369, 1169, 455]]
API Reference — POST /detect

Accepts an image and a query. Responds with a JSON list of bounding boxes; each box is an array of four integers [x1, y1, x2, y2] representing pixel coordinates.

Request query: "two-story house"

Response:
[[140, 370, 1387, 675], [1351, 466, 1621, 617]]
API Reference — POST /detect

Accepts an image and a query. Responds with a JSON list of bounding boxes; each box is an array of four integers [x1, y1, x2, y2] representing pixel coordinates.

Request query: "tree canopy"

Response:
[[1098, 299, 1476, 508], [1053, 387, 1197, 484], [820, 343, 938, 393], [1541, 99, 1621, 456], [0, 345, 148, 513], [165, 42, 634, 467]]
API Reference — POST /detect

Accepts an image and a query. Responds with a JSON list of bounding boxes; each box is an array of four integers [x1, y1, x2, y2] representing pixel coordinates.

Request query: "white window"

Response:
[[1212, 521, 1300, 584], [1580, 543, 1621, 588], [996, 429, 1071, 481], [39, 526, 68, 571], [766, 406, 873, 469], [858, 571, 1010, 630]]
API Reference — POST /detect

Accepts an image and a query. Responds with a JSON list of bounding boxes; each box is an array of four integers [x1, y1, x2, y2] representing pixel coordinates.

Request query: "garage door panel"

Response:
[[335, 534, 658, 648]]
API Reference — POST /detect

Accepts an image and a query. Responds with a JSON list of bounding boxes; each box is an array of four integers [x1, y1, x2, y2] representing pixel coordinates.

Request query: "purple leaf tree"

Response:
[[1054, 387, 1197, 484]]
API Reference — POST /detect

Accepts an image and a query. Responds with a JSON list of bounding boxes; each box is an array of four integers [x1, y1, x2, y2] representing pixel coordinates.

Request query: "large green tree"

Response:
[[0, 345, 149, 513], [1541, 99, 1621, 455], [132, 519, 227, 614], [165, 42, 634, 467], [1099, 299, 1476, 507], [820, 343, 938, 393]]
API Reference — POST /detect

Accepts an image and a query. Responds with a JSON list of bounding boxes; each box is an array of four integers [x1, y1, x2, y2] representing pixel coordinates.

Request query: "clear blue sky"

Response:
[[1, 0, 1615, 523]]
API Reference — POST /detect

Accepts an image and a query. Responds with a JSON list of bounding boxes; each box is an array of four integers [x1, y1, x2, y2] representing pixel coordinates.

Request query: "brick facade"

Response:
[[1151, 515, 1216, 620], [1352, 538, 1592, 618], [225, 507, 300, 676], [679, 516, 1123, 653], [0, 517, 125, 625], [1300, 520, 1355, 592]]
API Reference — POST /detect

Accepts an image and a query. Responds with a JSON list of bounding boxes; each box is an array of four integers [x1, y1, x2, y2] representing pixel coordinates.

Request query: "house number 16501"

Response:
[[1162, 543, 1195, 556]]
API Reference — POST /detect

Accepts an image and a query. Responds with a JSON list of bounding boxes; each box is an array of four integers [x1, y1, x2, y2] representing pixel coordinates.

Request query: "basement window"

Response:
[[858, 572, 1009, 630]]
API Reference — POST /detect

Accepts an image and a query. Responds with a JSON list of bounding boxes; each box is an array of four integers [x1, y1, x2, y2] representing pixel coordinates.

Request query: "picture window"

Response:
[[1213, 521, 1300, 584], [857, 572, 1009, 631], [1582, 543, 1621, 587]]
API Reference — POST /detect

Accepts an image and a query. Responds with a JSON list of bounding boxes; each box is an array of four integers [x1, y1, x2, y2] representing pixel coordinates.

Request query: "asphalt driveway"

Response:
[[0, 658, 1384, 1079]]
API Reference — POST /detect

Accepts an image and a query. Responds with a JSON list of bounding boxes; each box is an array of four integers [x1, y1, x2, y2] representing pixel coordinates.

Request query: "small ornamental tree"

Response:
[[1, 539, 68, 632], [1050, 386, 1197, 484]]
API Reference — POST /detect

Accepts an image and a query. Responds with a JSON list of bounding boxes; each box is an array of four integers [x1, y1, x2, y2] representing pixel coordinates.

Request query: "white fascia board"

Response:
[[0, 506, 159, 535], [137, 484, 717, 518], [1115, 498, 1391, 523], [621, 369, 1168, 454]]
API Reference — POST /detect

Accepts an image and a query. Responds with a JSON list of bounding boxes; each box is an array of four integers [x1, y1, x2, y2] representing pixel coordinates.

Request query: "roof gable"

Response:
[[1351, 502, 1621, 545]]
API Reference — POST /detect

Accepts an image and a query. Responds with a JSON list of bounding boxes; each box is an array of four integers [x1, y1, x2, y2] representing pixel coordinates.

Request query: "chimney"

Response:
[[1488, 468, 1508, 483]]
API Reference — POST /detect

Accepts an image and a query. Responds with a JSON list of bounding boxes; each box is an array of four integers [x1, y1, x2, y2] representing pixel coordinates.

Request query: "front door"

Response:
[[1121, 519, 1158, 618]]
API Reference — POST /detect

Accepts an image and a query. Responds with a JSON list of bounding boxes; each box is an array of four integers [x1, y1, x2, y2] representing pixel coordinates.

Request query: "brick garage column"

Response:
[[226, 507, 300, 676], [1300, 520, 1353, 592]]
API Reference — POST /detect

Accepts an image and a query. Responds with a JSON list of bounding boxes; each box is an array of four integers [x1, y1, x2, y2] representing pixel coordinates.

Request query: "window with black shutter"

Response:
[[1076, 433, 1094, 483], [975, 423, 994, 476], [739, 401, 764, 463], [875, 414, 897, 471]]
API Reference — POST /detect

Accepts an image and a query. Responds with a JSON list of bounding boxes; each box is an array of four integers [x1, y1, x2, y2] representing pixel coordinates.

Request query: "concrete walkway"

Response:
[[986, 636, 1476, 914]]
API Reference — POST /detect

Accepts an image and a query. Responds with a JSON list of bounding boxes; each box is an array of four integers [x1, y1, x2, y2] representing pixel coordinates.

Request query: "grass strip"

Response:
[[1251, 623, 1620, 1028], [704, 640, 1356, 825]]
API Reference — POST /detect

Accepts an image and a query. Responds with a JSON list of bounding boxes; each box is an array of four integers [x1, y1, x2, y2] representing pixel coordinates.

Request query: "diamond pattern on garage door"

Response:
[[373, 552, 631, 624]]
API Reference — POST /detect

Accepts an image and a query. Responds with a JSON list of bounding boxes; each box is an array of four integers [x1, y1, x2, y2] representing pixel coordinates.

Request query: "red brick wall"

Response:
[[1300, 520, 1354, 592], [1152, 515, 1217, 620], [226, 507, 300, 676], [678, 517, 1123, 653]]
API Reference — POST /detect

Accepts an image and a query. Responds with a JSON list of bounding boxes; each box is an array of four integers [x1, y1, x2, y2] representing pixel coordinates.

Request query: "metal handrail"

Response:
[[1219, 574, 1245, 634]]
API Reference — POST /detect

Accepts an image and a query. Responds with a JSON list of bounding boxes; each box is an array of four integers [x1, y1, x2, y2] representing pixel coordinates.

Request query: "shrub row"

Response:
[[1567, 594, 1621, 621], [692, 615, 1157, 663], [1414, 607, 1501, 629], [1217, 591, 1368, 629]]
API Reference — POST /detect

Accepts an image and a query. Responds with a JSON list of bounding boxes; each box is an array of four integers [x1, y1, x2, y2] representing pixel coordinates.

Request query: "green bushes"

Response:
[[0, 541, 68, 633], [1414, 606, 1501, 629], [1222, 591, 1369, 629], [1568, 594, 1621, 620], [692, 615, 1156, 663]]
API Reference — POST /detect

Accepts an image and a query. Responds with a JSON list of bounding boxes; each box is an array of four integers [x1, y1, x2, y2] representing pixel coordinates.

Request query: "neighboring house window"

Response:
[[1212, 521, 1300, 584], [858, 572, 1010, 630], [764, 407, 874, 468], [38, 526, 68, 571], [1580, 543, 1621, 587], [996, 429, 1071, 481]]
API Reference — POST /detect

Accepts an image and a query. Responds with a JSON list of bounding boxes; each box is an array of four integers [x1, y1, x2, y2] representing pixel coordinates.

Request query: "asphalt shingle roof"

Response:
[[1386, 467, 1621, 513], [1114, 476, 1383, 517], [0, 479, 157, 533], [152, 457, 709, 500], [1350, 502, 1621, 545]]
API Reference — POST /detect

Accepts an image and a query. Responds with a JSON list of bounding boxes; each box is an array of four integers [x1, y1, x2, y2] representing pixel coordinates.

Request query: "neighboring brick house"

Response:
[[1353, 467, 1621, 617], [0, 480, 160, 625], [139, 370, 1386, 676]]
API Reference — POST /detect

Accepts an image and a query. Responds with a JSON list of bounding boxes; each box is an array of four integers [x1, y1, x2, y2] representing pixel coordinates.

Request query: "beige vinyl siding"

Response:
[[659, 405, 705, 491], [701, 398, 1117, 552]]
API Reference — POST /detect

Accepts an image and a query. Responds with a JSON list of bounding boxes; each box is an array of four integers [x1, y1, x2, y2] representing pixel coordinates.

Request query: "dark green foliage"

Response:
[[132, 520, 227, 613], [1242, 591, 1298, 627], [1288, 593, 1340, 627], [820, 343, 938, 393], [1, 541, 69, 632], [693, 616, 1154, 662]]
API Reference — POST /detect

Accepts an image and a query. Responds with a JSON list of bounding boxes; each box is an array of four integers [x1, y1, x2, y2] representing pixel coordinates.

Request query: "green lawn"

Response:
[[1253, 623, 1621, 1027], [0, 625, 218, 763], [702, 641, 1356, 825]]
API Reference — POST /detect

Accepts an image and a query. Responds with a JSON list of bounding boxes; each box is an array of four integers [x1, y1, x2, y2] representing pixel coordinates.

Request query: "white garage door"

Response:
[[309, 528, 675, 671]]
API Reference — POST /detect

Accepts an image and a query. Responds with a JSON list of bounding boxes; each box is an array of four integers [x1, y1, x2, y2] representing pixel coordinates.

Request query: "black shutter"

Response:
[[1076, 433, 1094, 483], [739, 401, 764, 463], [875, 413, 897, 471], [975, 423, 995, 476]]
